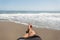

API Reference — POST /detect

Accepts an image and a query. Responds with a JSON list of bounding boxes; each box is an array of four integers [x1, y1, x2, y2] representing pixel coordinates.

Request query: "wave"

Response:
[[0, 13, 60, 30]]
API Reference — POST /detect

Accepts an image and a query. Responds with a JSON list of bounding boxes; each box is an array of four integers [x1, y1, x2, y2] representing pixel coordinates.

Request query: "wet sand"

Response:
[[0, 22, 60, 40]]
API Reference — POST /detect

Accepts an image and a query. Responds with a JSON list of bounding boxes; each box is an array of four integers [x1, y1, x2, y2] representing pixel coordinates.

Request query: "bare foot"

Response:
[[23, 33, 29, 38], [23, 24, 36, 38]]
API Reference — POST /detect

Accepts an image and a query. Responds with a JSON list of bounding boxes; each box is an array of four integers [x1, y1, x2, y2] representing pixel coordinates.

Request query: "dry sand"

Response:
[[0, 22, 60, 40]]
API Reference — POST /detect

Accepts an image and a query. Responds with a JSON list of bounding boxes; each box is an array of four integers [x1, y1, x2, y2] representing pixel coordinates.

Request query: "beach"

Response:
[[0, 22, 60, 40]]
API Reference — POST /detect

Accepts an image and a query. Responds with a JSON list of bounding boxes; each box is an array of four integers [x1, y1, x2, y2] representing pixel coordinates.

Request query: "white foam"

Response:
[[0, 13, 60, 30]]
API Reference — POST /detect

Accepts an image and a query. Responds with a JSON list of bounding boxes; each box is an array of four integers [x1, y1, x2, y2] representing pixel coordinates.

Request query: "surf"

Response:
[[0, 13, 60, 30]]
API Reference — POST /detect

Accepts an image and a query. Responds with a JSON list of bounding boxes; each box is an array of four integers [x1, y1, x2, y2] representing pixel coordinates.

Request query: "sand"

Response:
[[0, 22, 60, 40]]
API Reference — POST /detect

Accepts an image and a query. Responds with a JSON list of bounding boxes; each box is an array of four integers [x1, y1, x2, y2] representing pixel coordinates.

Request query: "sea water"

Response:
[[0, 11, 60, 30]]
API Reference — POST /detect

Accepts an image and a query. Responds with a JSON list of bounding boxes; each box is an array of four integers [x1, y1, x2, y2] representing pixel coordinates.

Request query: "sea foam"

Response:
[[0, 13, 60, 30]]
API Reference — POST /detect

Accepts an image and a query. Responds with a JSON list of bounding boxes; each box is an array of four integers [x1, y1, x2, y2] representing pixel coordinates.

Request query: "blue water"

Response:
[[0, 11, 60, 14]]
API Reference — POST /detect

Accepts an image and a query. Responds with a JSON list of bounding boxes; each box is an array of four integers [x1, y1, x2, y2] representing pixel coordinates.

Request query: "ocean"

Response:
[[0, 11, 60, 30]]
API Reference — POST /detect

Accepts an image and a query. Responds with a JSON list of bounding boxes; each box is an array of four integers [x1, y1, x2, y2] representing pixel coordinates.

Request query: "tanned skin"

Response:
[[23, 24, 36, 38]]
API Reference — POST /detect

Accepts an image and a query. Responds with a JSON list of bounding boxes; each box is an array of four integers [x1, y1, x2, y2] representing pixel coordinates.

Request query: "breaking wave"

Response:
[[0, 13, 60, 30]]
